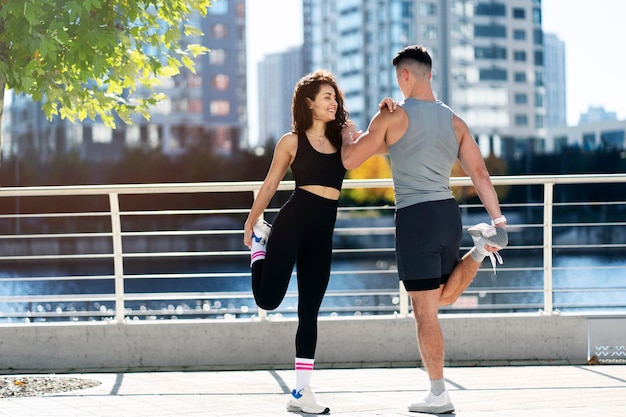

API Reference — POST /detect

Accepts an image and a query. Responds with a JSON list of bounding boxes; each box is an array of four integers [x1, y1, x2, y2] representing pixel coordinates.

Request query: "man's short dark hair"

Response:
[[392, 45, 432, 70]]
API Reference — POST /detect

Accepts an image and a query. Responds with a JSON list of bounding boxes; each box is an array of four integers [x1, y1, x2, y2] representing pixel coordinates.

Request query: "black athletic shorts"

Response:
[[395, 198, 462, 291]]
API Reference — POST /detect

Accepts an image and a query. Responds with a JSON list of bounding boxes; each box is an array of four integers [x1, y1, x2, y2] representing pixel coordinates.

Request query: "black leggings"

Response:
[[251, 188, 338, 359]]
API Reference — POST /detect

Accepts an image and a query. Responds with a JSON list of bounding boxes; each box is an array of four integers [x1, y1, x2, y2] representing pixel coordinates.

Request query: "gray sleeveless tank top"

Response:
[[388, 98, 459, 209]]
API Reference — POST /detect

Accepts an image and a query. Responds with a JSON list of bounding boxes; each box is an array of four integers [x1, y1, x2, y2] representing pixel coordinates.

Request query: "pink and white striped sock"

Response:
[[295, 357, 314, 391], [250, 240, 266, 266]]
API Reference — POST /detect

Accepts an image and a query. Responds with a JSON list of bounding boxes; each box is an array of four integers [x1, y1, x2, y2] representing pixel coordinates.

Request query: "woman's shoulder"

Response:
[[275, 131, 299, 154], [278, 131, 298, 144]]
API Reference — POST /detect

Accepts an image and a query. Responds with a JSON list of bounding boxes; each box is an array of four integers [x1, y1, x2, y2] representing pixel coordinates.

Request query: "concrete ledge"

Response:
[[0, 314, 590, 373]]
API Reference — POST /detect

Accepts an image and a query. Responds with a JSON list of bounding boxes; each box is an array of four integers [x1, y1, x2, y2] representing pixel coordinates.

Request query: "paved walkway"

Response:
[[1, 365, 625, 416]]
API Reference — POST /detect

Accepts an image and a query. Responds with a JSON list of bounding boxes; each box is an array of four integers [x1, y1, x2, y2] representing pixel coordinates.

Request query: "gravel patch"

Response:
[[0, 376, 101, 398]]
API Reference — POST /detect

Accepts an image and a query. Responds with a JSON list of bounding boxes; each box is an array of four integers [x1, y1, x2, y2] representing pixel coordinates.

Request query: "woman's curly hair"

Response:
[[291, 70, 349, 150]]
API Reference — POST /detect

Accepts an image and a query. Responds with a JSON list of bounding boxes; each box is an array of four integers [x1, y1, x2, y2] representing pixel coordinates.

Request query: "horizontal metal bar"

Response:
[[0, 175, 624, 321], [1, 173, 625, 198]]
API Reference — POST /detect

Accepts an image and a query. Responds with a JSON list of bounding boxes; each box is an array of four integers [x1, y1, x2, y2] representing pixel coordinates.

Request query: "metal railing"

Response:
[[0, 174, 625, 323]]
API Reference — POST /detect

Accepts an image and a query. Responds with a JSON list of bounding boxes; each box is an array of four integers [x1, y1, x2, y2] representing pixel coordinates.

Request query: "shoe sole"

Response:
[[287, 403, 330, 414], [408, 404, 455, 414], [468, 227, 508, 249]]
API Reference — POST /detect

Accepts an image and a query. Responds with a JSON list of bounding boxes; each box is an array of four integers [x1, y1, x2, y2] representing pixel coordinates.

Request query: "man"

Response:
[[342, 45, 507, 414]]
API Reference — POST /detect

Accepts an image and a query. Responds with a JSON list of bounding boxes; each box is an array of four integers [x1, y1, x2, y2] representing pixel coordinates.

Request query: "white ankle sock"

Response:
[[250, 240, 266, 266], [468, 246, 487, 263], [430, 378, 446, 396], [295, 357, 314, 391]]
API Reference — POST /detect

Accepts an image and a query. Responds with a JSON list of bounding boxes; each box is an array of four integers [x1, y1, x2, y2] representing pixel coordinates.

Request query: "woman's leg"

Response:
[[250, 194, 301, 310], [293, 193, 337, 359], [286, 190, 336, 414]]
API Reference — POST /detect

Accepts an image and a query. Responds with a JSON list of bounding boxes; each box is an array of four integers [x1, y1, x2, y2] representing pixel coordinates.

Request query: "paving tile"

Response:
[[0, 365, 624, 416]]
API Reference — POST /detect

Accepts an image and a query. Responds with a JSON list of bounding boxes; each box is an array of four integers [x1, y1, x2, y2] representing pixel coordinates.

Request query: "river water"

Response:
[[1, 250, 625, 321]]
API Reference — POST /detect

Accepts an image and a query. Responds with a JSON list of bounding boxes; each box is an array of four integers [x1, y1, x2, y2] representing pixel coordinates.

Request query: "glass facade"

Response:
[[304, 0, 545, 157]]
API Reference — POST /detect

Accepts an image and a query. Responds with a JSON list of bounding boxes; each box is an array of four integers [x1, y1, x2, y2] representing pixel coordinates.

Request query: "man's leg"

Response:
[[408, 288, 455, 414], [410, 288, 445, 379], [440, 224, 508, 306], [439, 253, 480, 306]]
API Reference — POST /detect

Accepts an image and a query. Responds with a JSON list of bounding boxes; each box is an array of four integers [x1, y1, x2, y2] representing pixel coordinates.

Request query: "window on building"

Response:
[[401, 22, 412, 43], [188, 73, 202, 88], [534, 49, 544, 66], [93, 124, 111, 143], [153, 97, 172, 114], [189, 99, 202, 114], [453, 21, 473, 38], [210, 49, 228, 65], [515, 114, 528, 126], [422, 24, 437, 39], [452, 45, 473, 61], [210, 100, 230, 116], [474, 24, 506, 38], [554, 136, 568, 151], [601, 130, 625, 149], [535, 114, 544, 129], [212, 24, 228, 39], [512, 8, 526, 19], [475, 2, 505, 16], [533, 7, 542, 24], [479, 67, 507, 81], [535, 92, 544, 108], [377, 6, 388, 20], [514, 93, 527, 104], [513, 51, 527, 61], [463, 109, 509, 128], [583, 133, 596, 150], [514, 71, 527, 82], [175, 98, 188, 112], [513, 29, 526, 40], [140, 124, 161, 148], [475, 46, 507, 59], [533, 28, 543, 45], [126, 126, 140, 146], [453, 87, 508, 106], [429, 46, 439, 61], [535, 70, 544, 86], [400, 1, 414, 17], [419, 2, 436, 16], [212, 74, 230, 90]]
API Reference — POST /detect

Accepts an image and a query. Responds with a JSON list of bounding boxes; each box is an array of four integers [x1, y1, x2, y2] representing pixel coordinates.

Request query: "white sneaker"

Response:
[[286, 385, 330, 414], [252, 218, 271, 245], [468, 223, 508, 273], [408, 390, 454, 414], [250, 219, 272, 266]]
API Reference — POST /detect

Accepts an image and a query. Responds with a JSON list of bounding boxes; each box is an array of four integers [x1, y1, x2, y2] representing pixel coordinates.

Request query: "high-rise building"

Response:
[[579, 106, 618, 125], [303, 0, 546, 158], [4, 0, 247, 160], [131, 0, 248, 156], [544, 32, 567, 127], [257, 47, 305, 148]]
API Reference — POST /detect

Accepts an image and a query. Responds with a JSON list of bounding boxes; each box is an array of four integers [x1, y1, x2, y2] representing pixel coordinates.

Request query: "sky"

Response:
[[245, 0, 626, 144]]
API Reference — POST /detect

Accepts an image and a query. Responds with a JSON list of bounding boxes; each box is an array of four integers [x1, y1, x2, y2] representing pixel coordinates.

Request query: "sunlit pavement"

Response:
[[1, 365, 625, 416]]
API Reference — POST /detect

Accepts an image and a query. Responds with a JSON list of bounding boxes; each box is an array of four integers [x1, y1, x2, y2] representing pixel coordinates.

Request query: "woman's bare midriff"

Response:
[[298, 185, 341, 200]]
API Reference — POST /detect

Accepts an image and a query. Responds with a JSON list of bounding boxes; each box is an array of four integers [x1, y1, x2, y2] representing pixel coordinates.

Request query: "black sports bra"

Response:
[[290, 132, 346, 192]]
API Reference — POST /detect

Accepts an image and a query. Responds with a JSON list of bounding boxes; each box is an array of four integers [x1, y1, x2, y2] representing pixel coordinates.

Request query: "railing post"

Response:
[[399, 282, 410, 317], [543, 183, 554, 314], [109, 193, 126, 324], [252, 188, 268, 321]]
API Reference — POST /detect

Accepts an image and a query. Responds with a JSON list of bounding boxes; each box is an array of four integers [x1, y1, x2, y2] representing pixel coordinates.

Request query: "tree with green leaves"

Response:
[[0, 0, 211, 156]]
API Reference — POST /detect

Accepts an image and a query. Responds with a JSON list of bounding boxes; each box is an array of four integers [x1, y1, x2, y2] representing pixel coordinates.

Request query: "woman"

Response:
[[243, 70, 347, 414]]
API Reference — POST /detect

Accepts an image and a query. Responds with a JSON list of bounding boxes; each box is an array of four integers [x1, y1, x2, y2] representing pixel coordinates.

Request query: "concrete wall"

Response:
[[0, 314, 591, 373]]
